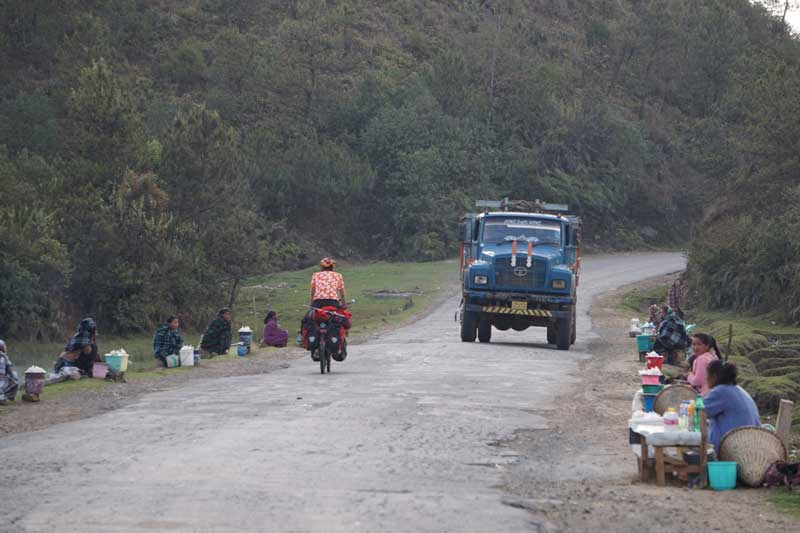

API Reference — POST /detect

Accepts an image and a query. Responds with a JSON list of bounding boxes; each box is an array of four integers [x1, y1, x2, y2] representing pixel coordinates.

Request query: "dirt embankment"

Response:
[[500, 274, 798, 532]]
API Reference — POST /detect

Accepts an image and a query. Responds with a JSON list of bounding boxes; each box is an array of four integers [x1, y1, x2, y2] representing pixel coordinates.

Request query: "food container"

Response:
[[179, 346, 195, 367], [642, 375, 661, 385], [642, 384, 664, 394], [92, 362, 108, 379], [642, 393, 658, 412], [24, 366, 46, 395], [636, 335, 654, 353], [646, 353, 664, 370], [105, 352, 129, 372]]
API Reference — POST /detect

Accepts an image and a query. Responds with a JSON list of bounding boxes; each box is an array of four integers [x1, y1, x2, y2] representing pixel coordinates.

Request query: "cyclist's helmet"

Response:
[[320, 257, 336, 269]]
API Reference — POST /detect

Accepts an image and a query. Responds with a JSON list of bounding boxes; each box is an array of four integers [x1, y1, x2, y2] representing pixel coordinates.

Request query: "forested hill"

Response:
[[1, 1, 798, 338]]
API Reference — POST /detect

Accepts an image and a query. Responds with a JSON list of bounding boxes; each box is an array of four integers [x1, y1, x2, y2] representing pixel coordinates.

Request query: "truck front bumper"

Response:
[[463, 290, 575, 306], [465, 304, 570, 319]]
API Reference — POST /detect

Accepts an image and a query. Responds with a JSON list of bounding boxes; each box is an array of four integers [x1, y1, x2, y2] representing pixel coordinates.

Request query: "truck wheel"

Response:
[[478, 319, 492, 343], [547, 326, 556, 345], [461, 310, 478, 342], [556, 310, 572, 351], [570, 306, 577, 345]]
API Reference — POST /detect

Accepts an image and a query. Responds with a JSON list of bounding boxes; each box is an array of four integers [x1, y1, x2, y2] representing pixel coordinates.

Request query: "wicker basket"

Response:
[[653, 384, 697, 415], [719, 426, 787, 487]]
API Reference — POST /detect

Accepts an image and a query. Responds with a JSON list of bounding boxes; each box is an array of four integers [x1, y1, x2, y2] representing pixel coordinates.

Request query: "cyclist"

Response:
[[310, 257, 347, 309]]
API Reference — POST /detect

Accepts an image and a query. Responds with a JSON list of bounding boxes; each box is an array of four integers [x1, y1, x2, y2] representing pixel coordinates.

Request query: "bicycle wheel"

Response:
[[326, 349, 331, 373], [319, 344, 326, 374]]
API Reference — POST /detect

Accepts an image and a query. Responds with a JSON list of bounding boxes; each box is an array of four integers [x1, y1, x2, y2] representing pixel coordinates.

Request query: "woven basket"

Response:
[[719, 426, 787, 487], [653, 384, 697, 415]]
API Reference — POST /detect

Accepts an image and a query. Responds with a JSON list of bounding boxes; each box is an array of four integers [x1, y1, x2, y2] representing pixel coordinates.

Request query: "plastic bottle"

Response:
[[694, 396, 705, 432], [679, 401, 689, 430], [687, 402, 696, 431], [664, 408, 679, 432]]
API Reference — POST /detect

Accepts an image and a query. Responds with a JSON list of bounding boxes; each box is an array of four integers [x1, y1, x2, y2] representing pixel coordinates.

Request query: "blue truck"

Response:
[[458, 200, 582, 350]]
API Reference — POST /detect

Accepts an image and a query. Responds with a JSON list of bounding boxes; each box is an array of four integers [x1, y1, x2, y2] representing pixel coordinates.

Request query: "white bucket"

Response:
[[179, 346, 195, 367]]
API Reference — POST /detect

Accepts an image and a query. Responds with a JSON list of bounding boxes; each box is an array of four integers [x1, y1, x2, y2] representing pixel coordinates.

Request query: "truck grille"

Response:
[[495, 258, 546, 290]]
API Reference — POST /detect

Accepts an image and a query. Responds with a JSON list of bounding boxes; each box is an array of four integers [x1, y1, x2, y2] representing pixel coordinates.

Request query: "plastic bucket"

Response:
[[105, 354, 128, 372], [92, 363, 108, 379], [642, 393, 657, 412], [708, 462, 737, 491], [636, 335, 653, 352], [237, 345, 248, 357], [642, 375, 661, 385], [646, 354, 663, 370], [642, 384, 664, 394], [165, 354, 180, 368], [24, 371, 46, 395]]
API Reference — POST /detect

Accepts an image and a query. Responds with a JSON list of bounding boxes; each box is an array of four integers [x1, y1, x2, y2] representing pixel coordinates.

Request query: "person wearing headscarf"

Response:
[[261, 311, 289, 348], [0, 340, 20, 404], [153, 316, 184, 366], [55, 317, 101, 376], [200, 308, 233, 358], [652, 306, 690, 365]]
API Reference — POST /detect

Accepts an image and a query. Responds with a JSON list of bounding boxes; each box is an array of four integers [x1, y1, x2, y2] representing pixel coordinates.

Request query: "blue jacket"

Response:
[[703, 384, 761, 449]]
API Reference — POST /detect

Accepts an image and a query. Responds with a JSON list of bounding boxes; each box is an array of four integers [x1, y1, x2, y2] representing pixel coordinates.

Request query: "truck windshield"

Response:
[[482, 218, 562, 245]]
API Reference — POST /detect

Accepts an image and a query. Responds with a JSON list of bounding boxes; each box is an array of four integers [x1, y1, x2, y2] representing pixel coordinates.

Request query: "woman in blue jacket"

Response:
[[703, 360, 761, 450]]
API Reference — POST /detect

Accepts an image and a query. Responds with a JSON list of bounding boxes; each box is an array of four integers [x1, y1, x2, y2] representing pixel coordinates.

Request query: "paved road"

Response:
[[1, 253, 685, 533]]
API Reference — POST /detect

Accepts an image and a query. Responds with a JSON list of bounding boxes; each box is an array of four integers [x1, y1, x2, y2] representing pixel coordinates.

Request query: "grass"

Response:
[[618, 284, 668, 316], [770, 489, 800, 519], [7, 259, 458, 374]]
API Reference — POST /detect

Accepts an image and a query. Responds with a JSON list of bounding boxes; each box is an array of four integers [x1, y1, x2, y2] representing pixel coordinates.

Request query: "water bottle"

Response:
[[679, 401, 689, 430], [687, 402, 695, 431], [694, 396, 705, 432]]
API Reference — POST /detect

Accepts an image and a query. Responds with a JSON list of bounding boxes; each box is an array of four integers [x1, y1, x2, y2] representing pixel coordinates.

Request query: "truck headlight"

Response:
[[551, 279, 567, 290], [474, 275, 488, 285]]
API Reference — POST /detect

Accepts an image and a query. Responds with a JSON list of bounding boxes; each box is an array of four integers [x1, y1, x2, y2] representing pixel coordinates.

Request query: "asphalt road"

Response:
[[1, 253, 685, 533]]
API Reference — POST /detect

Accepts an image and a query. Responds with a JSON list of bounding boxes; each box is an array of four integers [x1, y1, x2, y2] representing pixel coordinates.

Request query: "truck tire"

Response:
[[478, 319, 492, 343], [547, 326, 556, 345], [556, 309, 572, 351], [570, 306, 577, 345], [461, 310, 478, 342]]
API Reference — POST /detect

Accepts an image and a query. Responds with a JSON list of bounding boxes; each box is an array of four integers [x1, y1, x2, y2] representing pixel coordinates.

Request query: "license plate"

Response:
[[511, 301, 528, 311]]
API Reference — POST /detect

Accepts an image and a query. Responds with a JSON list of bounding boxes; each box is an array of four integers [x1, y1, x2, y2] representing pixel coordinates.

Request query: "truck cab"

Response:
[[459, 207, 582, 350]]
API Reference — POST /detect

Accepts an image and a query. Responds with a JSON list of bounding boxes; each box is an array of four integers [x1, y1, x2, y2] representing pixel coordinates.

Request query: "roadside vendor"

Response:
[[0, 340, 20, 405], [686, 333, 719, 396], [704, 360, 761, 450], [200, 307, 232, 358], [153, 316, 184, 367], [55, 317, 102, 376], [261, 311, 289, 348], [652, 306, 690, 365]]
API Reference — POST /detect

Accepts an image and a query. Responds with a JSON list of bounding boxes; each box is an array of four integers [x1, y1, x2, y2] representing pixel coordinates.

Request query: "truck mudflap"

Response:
[[465, 304, 570, 319]]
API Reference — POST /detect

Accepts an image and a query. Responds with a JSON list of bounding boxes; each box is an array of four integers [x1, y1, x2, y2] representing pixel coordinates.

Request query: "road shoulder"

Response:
[[500, 274, 798, 532]]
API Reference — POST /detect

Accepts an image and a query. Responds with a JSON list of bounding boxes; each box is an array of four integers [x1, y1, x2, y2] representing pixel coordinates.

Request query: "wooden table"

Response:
[[633, 412, 708, 487]]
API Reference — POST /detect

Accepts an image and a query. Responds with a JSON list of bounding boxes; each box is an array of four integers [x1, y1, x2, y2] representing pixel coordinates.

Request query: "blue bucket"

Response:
[[636, 335, 653, 352], [708, 462, 737, 490], [642, 393, 657, 412], [237, 345, 247, 357]]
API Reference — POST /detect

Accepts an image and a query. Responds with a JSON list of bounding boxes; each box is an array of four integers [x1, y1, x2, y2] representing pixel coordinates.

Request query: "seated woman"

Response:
[[200, 307, 232, 358], [55, 317, 102, 376], [153, 316, 184, 367], [704, 360, 761, 450], [261, 311, 289, 348], [686, 333, 719, 396], [0, 340, 20, 405], [652, 306, 690, 365]]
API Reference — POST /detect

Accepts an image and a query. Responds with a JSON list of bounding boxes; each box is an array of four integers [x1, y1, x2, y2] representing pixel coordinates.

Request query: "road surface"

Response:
[[1, 253, 685, 533]]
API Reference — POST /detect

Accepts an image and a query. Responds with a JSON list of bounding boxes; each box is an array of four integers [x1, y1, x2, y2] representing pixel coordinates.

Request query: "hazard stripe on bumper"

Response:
[[481, 306, 553, 317]]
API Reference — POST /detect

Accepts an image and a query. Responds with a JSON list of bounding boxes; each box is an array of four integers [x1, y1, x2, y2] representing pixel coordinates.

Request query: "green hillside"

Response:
[[1, 0, 798, 338]]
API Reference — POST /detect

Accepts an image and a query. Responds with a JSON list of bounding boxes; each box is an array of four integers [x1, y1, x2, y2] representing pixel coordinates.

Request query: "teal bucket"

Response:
[[636, 335, 653, 353], [708, 462, 737, 491]]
